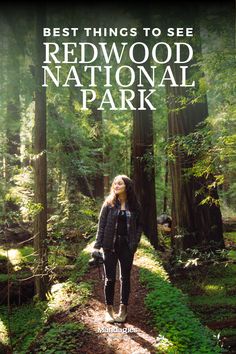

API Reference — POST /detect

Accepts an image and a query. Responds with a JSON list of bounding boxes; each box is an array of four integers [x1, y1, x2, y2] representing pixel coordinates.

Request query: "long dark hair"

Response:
[[105, 175, 140, 212]]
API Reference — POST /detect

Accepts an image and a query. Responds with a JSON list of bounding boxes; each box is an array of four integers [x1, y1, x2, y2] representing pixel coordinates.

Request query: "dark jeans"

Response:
[[103, 235, 134, 306]]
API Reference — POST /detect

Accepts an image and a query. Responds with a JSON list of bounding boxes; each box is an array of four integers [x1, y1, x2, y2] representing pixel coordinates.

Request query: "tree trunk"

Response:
[[33, 6, 48, 300], [4, 28, 21, 216], [90, 105, 104, 199], [166, 27, 224, 252], [131, 21, 158, 249], [163, 157, 169, 214]]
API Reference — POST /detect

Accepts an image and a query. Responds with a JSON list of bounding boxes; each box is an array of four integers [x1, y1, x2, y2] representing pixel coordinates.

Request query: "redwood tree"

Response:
[[90, 105, 104, 199], [165, 4, 224, 252], [131, 16, 158, 249], [33, 6, 48, 300]]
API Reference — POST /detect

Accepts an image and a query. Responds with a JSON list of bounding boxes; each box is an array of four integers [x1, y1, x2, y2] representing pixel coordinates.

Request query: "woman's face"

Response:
[[113, 176, 126, 196]]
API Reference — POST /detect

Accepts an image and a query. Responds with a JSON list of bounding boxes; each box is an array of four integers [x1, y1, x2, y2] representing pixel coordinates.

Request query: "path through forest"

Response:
[[71, 255, 158, 354]]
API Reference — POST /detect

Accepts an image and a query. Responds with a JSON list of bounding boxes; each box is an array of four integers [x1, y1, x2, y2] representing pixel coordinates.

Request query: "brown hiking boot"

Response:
[[115, 304, 127, 323], [104, 305, 115, 323]]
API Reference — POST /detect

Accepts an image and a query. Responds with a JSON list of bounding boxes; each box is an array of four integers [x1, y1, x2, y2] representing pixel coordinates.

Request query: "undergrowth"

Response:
[[136, 237, 223, 354], [0, 240, 93, 353]]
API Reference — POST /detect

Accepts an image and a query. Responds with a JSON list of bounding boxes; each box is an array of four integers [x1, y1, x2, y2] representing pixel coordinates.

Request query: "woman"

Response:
[[93, 175, 143, 323]]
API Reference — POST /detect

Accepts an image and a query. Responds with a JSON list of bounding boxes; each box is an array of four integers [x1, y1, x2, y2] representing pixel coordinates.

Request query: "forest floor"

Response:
[[48, 255, 158, 354], [1, 225, 236, 353], [169, 231, 236, 354]]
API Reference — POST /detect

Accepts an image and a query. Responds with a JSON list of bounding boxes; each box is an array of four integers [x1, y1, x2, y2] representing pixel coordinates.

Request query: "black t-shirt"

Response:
[[117, 210, 127, 236]]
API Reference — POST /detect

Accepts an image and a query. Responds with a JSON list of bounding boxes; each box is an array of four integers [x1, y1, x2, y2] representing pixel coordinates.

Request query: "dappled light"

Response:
[[77, 297, 158, 353], [0, 248, 21, 267], [0, 316, 8, 347], [0, 1, 235, 352]]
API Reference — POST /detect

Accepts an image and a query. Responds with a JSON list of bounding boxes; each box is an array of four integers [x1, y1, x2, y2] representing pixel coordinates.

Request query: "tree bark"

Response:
[[163, 157, 169, 214], [33, 6, 48, 300], [166, 24, 224, 252], [4, 26, 21, 216], [90, 105, 104, 199], [131, 19, 158, 249]]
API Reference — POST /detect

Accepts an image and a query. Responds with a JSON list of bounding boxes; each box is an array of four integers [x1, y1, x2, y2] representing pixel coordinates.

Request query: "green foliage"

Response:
[[45, 244, 93, 318], [34, 322, 84, 353], [219, 328, 236, 337], [0, 253, 7, 261], [0, 246, 34, 271], [171, 237, 236, 351], [198, 307, 236, 324], [0, 273, 15, 282], [2, 165, 43, 225], [191, 295, 236, 307], [172, 247, 228, 269], [227, 250, 236, 260], [47, 97, 101, 183], [224, 231, 236, 243], [0, 303, 46, 353], [0, 239, 94, 353], [48, 246, 69, 268], [137, 237, 223, 353], [45, 280, 92, 318], [0, 5, 234, 354], [167, 117, 235, 210], [164, 17, 236, 213], [103, 112, 132, 177], [165, 40, 236, 212], [72, 248, 91, 281], [48, 194, 98, 241], [173, 258, 236, 299], [6, 166, 38, 223]]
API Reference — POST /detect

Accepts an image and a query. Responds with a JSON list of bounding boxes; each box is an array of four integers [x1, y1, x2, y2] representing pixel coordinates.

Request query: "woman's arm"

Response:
[[93, 203, 109, 249]]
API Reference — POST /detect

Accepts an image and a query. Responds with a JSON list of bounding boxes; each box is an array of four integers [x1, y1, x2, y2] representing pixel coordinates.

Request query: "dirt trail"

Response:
[[73, 255, 158, 354]]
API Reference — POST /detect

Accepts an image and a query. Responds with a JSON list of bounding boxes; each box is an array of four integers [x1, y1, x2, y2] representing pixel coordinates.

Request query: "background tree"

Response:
[[33, 6, 48, 300], [164, 4, 225, 252], [131, 9, 158, 249]]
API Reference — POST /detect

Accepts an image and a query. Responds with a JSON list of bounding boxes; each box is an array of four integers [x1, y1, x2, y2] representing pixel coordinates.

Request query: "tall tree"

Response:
[[165, 4, 224, 252], [33, 6, 48, 300], [131, 13, 158, 249], [2, 16, 22, 216], [90, 105, 104, 199]]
